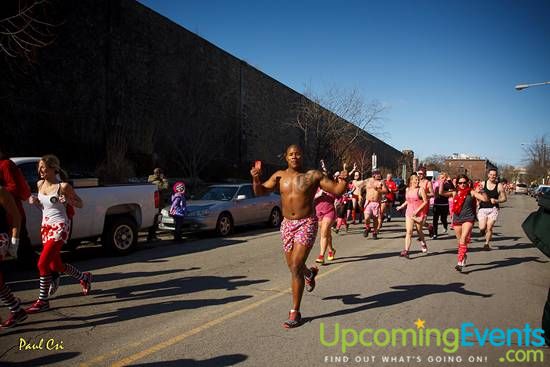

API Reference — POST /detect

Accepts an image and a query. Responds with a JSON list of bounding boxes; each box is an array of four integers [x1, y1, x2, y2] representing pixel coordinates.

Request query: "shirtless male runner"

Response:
[[251, 145, 348, 328], [351, 171, 365, 224], [478, 169, 507, 250], [360, 170, 387, 239]]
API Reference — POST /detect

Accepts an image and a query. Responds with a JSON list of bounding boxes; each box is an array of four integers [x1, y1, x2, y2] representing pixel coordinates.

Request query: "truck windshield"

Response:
[[201, 187, 238, 201]]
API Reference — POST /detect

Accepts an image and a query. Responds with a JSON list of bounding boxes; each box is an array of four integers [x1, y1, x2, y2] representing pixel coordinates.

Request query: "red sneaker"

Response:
[[327, 249, 336, 261], [305, 266, 318, 292], [315, 255, 324, 264], [80, 272, 93, 296], [2, 308, 28, 328], [25, 299, 50, 314]]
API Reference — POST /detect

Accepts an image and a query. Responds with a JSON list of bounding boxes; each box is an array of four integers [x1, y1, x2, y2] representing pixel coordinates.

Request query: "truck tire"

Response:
[[102, 216, 138, 255], [216, 213, 233, 237], [267, 207, 282, 227]]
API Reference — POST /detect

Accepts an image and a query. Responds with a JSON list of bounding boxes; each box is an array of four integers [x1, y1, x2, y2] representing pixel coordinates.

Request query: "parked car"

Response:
[[515, 183, 528, 195], [534, 185, 550, 202], [159, 183, 281, 236], [13, 157, 159, 254]]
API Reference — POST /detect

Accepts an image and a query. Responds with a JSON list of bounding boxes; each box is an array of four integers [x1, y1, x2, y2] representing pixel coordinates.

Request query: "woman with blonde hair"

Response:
[[26, 155, 92, 313], [396, 173, 429, 258]]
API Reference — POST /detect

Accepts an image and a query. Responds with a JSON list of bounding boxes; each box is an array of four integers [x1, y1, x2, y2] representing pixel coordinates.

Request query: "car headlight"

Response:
[[187, 209, 211, 217]]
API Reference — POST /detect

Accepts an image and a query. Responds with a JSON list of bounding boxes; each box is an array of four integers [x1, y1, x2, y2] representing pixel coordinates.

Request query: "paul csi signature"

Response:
[[19, 337, 64, 351]]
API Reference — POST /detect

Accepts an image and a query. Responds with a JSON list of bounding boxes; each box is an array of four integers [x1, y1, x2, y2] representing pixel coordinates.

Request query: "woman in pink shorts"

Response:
[[314, 184, 336, 264], [396, 173, 428, 258]]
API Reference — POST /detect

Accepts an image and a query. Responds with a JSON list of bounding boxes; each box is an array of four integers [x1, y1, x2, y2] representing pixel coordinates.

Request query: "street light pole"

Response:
[[515, 81, 550, 91]]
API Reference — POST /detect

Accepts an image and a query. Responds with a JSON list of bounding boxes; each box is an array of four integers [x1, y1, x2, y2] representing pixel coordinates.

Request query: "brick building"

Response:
[[444, 154, 497, 180]]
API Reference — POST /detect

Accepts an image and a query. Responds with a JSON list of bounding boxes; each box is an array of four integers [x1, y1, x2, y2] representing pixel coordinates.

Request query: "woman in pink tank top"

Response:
[[396, 173, 428, 258]]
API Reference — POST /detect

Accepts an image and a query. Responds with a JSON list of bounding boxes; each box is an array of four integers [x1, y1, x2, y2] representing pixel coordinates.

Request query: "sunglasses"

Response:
[[458, 181, 467, 185]]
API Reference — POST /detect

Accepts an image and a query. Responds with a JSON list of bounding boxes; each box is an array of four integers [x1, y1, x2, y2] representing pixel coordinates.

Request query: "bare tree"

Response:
[[421, 154, 447, 171], [0, 0, 58, 63], [523, 135, 550, 183], [290, 86, 387, 168], [497, 164, 518, 182], [95, 126, 135, 183]]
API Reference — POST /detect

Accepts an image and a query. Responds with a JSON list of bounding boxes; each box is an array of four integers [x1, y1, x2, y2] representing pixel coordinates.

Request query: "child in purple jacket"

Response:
[[170, 181, 187, 241]]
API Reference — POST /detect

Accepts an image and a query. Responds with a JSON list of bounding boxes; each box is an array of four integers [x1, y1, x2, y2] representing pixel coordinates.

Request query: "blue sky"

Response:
[[138, 0, 549, 166]]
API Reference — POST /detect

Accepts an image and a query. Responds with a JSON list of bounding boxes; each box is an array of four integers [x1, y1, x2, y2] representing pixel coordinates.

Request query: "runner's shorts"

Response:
[[477, 207, 499, 222]]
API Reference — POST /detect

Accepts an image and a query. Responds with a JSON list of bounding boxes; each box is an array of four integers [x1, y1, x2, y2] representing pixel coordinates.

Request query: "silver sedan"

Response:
[[159, 183, 282, 236]]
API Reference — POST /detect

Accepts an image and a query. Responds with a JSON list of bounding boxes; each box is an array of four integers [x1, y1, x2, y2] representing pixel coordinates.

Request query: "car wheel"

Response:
[[102, 216, 138, 255], [216, 213, 233, 236], [268, 207, 282, 227]]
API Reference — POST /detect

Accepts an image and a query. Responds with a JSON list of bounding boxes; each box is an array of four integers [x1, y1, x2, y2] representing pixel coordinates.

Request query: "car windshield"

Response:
[[200, 186, 238, 201], [517, 184, 527, 188]]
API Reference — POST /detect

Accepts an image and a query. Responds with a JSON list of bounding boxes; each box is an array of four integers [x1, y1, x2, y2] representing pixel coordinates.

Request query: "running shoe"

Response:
[[2, 308, 28, 328], [305, 266, 318, 292], [455, 255, 467, 272], [442, 228, 448, 234], [363, 227, 371, 238], [80, 272, 93, 296], [25, 299, 50, 314], [387, 215, 392, 222], [315, 255, 325, 264], [48, 272, 60, 297], [283, 310, 302, 329], [327, 249, 336, 261], [399, 249, 409, 259], [372, 232, 378, 240], [483, 243, 492, 251], [421, 242, 428, 253], [428, 225, 434, 237]]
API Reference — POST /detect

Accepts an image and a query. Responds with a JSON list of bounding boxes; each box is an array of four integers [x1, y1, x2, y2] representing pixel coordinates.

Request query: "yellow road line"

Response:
[[109, 264, 346, 367], [83, 243, 386, 366]]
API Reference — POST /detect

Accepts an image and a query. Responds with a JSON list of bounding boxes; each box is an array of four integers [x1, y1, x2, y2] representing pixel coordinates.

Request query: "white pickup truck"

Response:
[[12, 157, 159, 254]]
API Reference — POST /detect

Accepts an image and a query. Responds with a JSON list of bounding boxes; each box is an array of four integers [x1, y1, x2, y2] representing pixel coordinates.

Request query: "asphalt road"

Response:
[[1, 194, 549, 367]]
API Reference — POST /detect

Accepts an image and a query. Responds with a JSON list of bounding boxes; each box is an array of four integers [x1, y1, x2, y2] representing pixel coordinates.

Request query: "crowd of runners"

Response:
[[1, 145, 508, 331], [251, 145, 507, 328]]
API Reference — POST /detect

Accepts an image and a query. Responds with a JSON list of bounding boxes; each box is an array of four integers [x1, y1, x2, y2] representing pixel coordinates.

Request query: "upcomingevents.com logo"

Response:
[[319, 320, 546, 363]]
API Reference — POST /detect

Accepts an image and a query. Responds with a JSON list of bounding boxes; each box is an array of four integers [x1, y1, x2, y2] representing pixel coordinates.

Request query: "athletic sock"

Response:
[[0, 283, 21, 311], [64, 263, 84, 281], [39, 275, 52, 301]]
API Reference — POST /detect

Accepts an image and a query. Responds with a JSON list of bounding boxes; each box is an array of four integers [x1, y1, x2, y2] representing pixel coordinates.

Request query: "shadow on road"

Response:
[[485, 235, 522, 242], [3, 274, 267, 336], [4, 295, 253, 336], [306, 283, 492, 322], [8, 267, 201, 293], [0, 352, 80, 366], [129, 353, 248, 366], [2, 236, 248, 284], [462, 256, 548, 274]]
